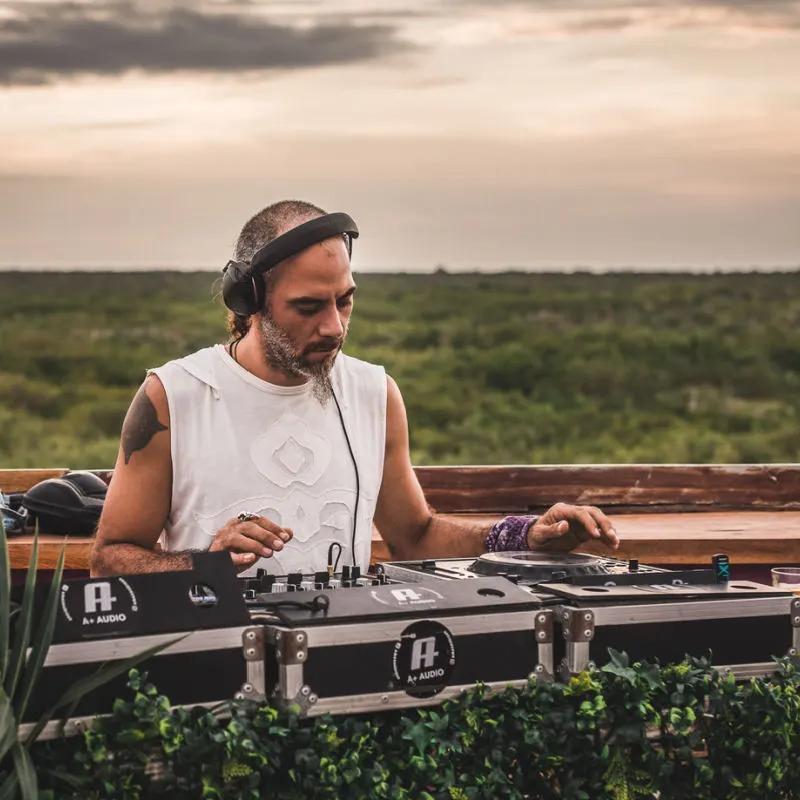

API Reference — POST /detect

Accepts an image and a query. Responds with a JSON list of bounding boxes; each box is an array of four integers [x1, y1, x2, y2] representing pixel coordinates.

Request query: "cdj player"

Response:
[[379, 551, 667, 589]]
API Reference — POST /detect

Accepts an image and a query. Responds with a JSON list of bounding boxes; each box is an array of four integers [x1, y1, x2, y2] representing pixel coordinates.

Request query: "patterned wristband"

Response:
[[485, 515, 539, 552]]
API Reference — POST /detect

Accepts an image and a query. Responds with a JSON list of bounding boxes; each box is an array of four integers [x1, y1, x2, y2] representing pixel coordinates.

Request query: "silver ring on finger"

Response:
[[237, 511, 259, 522]]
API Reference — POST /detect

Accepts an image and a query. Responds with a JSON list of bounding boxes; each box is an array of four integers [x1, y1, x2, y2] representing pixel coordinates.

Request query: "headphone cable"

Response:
[[224, 343, 360, 570], [331, 387, 360, 568]]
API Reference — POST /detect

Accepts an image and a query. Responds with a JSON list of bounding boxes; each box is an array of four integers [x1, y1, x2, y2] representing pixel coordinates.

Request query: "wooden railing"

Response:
[[4, 465, 800, 571]]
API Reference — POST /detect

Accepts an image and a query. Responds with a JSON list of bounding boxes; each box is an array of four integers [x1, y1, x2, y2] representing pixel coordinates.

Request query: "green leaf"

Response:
[[0, 688, 18, 766], [408, 723, 430, 756], [11, 742, 37, 800], [607, 649, 630, 669], [5, 533, 40, 702], [38, 768, 86, 791], [0, 772, 19, 800], [13, 536, 66, 724], [0, 520, 10, 682]]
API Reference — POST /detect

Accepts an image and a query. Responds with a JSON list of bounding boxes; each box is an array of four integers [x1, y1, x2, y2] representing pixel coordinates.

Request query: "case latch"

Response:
[[237, 626, 267, 702], [535, 609, 554, 644], [531, 609, 555, 682], [559, 607, 595, 680], [275, 629, 308, 665], [562, 608, 595, 642]]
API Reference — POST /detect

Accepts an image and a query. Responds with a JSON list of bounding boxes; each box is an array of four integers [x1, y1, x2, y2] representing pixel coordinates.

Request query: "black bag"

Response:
[[22, 471, 107, 536]]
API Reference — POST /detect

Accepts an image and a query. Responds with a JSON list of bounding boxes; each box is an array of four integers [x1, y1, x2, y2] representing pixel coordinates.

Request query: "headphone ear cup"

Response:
[[22, 478, 104, 536], [222, 260, 259, 316]]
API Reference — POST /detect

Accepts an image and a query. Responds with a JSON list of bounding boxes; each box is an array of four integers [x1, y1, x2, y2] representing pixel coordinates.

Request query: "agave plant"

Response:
[[0, 522, 181, 799]]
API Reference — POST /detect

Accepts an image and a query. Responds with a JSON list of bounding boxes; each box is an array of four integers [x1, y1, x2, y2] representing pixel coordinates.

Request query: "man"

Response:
[[90, 200, 618, 578]]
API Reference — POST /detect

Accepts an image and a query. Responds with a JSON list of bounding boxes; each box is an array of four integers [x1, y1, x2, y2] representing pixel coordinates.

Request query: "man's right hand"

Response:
[[209, 514, 294, 573]]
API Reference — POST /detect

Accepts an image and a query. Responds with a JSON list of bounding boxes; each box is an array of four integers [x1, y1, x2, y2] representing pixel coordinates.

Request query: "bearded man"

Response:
[[90, 200, 619, 578]]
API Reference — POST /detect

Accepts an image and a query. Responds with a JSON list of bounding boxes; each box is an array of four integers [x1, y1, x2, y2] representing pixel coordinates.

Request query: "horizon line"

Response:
[[2, 264, 800, 274]]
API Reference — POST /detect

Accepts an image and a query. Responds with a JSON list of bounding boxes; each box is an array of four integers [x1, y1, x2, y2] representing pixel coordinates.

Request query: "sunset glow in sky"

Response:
[[1, 0, 799, 270]]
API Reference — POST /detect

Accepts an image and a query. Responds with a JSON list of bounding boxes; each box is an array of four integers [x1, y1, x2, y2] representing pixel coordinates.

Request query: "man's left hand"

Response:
[[527, 503, 619, 552]]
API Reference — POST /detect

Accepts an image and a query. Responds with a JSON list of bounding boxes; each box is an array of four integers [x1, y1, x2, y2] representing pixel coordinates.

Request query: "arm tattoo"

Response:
[[122, 384, 168, 465]]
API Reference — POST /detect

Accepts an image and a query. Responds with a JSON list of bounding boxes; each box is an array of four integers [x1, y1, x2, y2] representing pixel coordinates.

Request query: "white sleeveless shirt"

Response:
[[148, 344, 387, 576]]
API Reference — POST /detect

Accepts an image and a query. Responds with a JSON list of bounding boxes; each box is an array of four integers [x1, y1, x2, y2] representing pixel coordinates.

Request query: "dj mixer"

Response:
[[240, 564, 393, 600]]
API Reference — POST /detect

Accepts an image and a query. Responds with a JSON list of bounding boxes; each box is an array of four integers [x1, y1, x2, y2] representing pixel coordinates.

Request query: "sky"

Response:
[[0, 0, 799, 271]]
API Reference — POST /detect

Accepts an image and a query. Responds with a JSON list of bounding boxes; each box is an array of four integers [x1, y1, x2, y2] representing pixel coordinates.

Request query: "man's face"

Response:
[[257, 234, 356, 402]]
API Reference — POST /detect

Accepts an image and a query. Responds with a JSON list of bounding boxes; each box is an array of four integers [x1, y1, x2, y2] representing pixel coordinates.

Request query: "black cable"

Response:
[[327, 542, 343, 573], [253, 595, 330, 613], [249, 594, 330, 624], [228, 337, 242, 363], [331, 389, 360, 568], [223, 345, 359, 571]]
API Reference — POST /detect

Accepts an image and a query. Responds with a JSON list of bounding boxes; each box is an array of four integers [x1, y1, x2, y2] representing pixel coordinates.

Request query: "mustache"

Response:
[[304, 339, 342, 354]]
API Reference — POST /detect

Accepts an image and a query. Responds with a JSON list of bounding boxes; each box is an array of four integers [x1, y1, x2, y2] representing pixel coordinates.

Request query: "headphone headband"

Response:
[[221, 211, 359, 317], [250, 212, 359, 276]]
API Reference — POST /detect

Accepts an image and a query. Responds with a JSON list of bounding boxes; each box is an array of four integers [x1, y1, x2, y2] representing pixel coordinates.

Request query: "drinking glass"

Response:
[[771, 567, 800, 593]]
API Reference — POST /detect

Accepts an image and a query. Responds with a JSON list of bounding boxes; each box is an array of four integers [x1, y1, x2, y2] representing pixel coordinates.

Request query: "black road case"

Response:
[[246, 576, 555, 716], [18, 553, 253, 740], [548, 582, 800, 679]]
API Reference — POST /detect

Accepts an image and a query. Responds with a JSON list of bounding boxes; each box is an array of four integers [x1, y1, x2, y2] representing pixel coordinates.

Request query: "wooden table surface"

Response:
[[8, 510, 800, 571]]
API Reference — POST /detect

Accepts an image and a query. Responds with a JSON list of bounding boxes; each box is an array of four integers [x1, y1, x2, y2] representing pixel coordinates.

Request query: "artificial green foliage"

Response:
[[27, 654, 800, 799]]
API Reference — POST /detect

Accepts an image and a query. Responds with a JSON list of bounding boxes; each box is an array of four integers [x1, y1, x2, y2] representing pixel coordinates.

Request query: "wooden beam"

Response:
[[8, 535, 92, 571], [0, 469, 68, 493], [414, 465, 800, 513], [6, 466, 800, 572], [5, 465, 800, 511]]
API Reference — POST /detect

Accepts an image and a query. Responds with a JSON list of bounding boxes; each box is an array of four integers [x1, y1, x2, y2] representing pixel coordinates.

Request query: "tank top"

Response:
[[148, 344, 387, 576]]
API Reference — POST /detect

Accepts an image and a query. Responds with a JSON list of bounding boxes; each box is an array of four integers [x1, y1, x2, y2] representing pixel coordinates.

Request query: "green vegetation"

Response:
[[1, 270, 800, 468], [28, 655, 800, 798]]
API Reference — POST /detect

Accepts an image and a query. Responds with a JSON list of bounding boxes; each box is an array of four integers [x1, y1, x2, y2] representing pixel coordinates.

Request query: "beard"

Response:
[[258, 311, 346, 405]]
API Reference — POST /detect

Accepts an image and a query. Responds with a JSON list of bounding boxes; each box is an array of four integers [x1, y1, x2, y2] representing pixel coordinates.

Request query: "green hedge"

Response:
[[28, 651, 800, 800]]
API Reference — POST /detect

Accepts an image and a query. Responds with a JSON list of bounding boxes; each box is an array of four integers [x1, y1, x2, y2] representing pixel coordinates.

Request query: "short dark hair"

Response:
[[226, 199, 327, 340]]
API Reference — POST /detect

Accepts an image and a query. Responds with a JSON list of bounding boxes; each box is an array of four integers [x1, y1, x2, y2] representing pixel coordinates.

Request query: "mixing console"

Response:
[[240, 566, 397, 604]]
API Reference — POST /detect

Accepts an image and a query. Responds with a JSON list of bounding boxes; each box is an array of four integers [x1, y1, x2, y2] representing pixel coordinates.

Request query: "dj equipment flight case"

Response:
[[244, 573, 555, 715], [382, 552, 800, 682], [20, 553, 253, 739], [19, 549, 800, 740]]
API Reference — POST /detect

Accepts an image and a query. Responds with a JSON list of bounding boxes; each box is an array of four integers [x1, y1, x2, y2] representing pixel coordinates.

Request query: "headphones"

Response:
[[221, 212, 359, 317], [21, 471, 108, 536]]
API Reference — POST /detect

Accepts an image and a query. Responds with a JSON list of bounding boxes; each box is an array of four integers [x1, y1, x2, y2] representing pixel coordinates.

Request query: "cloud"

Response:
[[0, 0, 412, 86], [457, 0, 800, 33]]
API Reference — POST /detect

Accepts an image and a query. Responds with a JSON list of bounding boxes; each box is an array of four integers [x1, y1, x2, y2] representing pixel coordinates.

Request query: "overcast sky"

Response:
[[1, 0, 799, 270]]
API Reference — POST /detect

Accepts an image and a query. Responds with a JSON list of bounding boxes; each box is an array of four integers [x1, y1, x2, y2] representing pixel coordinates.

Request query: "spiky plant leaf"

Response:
[[13, 539, 65, 725], [10, 743, 36, 800], [0, 519, 11, 681], [0, 773, 17, 800], [0, 688, 16, 766], [5, 535, 39, 702]]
